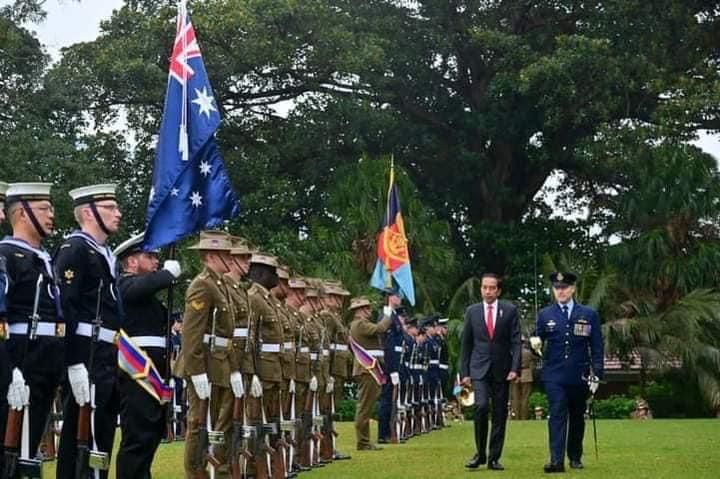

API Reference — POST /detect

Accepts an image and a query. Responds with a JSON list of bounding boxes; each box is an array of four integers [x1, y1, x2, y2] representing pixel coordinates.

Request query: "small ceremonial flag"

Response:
[[349, 337, 387, 385], [370, 159, 416, 305], [117, 329, 174, 404], [144, 0, 240, 250]]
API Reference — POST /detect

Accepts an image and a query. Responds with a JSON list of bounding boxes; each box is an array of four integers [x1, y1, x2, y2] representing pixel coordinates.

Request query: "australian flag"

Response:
[[144, 2, 240, 250], [370, 164, 416, 305]]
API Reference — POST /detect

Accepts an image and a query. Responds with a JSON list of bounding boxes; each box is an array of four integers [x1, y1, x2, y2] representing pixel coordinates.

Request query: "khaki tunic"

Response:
[[226, 277, 255, 375], [350, 314, 392, 376], [248, 283, 283, 383], [289, 306, 313, 383], [273, 298, 297, 382], [174, 268, 235, 386]]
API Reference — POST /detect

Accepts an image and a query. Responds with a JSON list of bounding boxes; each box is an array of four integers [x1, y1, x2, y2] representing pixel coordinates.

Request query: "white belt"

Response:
[[367, 349, 384, 358], [310, 353, 319, 360], [412, 364, 423, 370], [322, 349, 330, 356], [394, 346, 403, 352], [283, 341, 295, 350], [429, 359, 440, 365], [439, 364, 449, 370], [261, 343, 281, 353], [333, 344, 348, 352], [9, 322, 66, 338], [203, 334, 230, 348], [131, 336, 166, 348], [76, 322, 116, 344], [299, 347, 310, 353], [233, 328, 248, 338]]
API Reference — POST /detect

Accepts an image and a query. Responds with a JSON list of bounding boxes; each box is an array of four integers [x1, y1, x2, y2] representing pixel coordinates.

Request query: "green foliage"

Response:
[[528, 391, 549, 418], [593, 395, 636, 419], [336, 398, 356, 422], [629, 372, 714, 418]]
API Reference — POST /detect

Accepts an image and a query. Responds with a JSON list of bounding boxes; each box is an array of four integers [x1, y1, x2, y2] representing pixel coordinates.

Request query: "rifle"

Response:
[[163, 246, 177, 443], [3, 274, 44, 479], [311, 330, 325, 465], [75, 279, 110, 479], [231, 319, 255, 479]]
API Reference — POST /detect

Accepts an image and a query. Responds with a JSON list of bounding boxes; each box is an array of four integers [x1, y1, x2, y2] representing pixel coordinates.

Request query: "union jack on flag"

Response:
[[144, 0, 240, 250]]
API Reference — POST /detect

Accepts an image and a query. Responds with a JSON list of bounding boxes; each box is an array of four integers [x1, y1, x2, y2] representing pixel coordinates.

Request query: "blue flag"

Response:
[[144, 3, 240, 250]]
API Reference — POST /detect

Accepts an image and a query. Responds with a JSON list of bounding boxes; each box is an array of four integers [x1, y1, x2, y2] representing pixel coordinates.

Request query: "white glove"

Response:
[[191, 373, 210, 400], [326, 377, 335, 393], [289, 379, 296, 394], [163, 260, 182, 278], [7, 368, 29, 410], [309, 375, 318, 392], [230, 372, 244, 398], [68, 363, 90, 406], [383, 305, 393, 317], [250, 375, 263, 398], [530, 336, 542, 356], [390, 372, 400, 386], [588, 375, 600, 395]]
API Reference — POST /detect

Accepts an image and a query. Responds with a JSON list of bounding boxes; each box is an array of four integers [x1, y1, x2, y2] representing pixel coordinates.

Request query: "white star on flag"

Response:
[[199, 160, 211, 177], [190, 191, 203, 208], [170, 188, 180, 197], [192, 86, 217, 118]]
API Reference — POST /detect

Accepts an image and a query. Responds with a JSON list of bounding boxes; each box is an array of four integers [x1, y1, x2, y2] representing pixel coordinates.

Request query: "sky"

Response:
[[5, 0, 720, 162]]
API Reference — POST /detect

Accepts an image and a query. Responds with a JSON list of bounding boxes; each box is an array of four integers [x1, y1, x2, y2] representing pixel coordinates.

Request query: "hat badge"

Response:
[[557, 272, 564, 281]]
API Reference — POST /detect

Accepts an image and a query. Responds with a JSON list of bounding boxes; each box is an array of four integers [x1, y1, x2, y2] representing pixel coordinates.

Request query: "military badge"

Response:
[[0, 321, 8, 340], [546, 319, 557, 332], [557, 272, 564, 282], [573, 318, 591, 337], [64, 269, 75, 283], [191, 299, 205, 311]]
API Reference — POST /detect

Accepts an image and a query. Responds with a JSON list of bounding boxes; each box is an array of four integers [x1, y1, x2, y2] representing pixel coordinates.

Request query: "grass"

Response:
[[44, 419, 720, 478]]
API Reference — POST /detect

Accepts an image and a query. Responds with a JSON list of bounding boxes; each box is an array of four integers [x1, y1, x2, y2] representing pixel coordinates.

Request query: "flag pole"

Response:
[[384, 154, 394, 289]]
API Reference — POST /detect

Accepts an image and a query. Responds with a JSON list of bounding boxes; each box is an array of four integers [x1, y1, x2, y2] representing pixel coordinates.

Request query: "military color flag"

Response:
[[370, 162, 416, 305]]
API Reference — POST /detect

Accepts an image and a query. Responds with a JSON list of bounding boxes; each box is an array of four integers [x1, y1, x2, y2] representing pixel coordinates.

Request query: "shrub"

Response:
[[336, 399, 356, 421], [529, 391, 549, 418], [592, 395, 635, 419]]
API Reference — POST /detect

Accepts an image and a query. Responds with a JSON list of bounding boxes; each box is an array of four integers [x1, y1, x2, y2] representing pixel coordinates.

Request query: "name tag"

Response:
[[546, 319, 557, 332]]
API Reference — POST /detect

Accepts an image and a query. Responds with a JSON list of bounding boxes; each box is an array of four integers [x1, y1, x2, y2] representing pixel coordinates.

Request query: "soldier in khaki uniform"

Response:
[[321, 281, 352, 461], [349, 297, 392, 451], [285, 277, 314, 471], [269, 264, 298, 476], [246, 254, 284, 479], [510, 336, 535, 420], [174, 231, 236, 479], [299, 283, 324, 467], [225, 238, 256, 475]]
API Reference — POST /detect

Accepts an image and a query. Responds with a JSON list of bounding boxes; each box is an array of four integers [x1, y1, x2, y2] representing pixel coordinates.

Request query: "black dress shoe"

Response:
[[334, 451, 352, 460], [569, 460, 584, 469], [488, 461, 505, 471], [465, 454, 487, 469], [378, 438, 389, 444], [544, 463, 565, 473]]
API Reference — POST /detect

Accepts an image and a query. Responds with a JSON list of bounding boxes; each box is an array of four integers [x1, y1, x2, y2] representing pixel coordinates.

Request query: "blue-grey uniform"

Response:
[[536, 291, 603, 468], [378, 309, 404, 441]]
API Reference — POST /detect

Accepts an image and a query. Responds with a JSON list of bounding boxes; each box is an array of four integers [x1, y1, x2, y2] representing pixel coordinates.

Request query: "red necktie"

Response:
[[486, 304, 495, 340]]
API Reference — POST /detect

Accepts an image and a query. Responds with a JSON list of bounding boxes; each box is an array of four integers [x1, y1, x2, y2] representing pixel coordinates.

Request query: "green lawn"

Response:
[[44, 419, 719, 478]]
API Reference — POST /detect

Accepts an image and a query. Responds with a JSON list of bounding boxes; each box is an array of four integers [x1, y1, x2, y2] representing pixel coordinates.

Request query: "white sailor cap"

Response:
[[113, 232, 157, 259], [5, 183, 52, 205], [438, 317, 449, 325], [69, 184, 117, 206]]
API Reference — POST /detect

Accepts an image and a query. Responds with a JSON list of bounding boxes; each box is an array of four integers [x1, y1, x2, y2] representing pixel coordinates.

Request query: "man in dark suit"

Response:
[[460, 273, 521, 471]]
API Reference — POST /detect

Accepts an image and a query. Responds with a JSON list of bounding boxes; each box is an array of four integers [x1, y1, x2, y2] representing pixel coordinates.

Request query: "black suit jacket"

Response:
[[460, 300, 521, 382]]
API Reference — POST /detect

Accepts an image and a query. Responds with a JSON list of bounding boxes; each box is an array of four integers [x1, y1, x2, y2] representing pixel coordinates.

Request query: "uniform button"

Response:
[[565, 341, 569, 344], [564, 355, 568, 359], [565, 332, 569, 336]]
